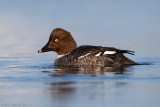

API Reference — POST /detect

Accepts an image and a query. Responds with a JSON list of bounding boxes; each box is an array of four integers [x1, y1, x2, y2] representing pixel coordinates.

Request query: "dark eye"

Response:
[[54, 39, 58, 42]]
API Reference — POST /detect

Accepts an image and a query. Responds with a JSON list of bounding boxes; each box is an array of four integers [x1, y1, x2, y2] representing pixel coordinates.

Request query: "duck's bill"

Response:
[[38, 49, 43, 53], [38, 42, 54, 53], [38, 47, 54, 53]]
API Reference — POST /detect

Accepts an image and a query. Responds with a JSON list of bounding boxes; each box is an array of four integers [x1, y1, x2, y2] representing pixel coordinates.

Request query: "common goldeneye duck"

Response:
[[38, 28, 138, 67]]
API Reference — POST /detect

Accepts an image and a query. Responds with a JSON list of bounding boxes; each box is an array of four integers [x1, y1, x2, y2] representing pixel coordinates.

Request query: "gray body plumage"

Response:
[[54, 45, 137, 67]]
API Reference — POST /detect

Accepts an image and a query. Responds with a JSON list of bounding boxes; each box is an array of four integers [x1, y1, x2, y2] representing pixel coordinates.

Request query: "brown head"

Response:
[[38, 28, 77, 55]]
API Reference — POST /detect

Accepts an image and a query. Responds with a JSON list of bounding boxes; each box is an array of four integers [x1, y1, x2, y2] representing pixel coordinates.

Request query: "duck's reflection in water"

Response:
[[43, 66, 133, 105], [46, 66, 130, 77], [47, 83, 76, 102]]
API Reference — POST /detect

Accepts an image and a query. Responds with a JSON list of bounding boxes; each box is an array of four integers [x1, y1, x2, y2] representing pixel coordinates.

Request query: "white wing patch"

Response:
[[104, 51, 116, 54], [78, 51, 116, 59], [95, 52, 102, 56], [78, 53, 91, 59], [95, 51, 116, 57]]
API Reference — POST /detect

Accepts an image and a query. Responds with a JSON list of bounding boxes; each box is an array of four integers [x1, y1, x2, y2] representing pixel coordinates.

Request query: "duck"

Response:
[[38, 28, 138, 67]]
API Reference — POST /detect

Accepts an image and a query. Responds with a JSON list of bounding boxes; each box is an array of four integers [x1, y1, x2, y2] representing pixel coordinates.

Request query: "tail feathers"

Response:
[[119, 50, 135, 55]]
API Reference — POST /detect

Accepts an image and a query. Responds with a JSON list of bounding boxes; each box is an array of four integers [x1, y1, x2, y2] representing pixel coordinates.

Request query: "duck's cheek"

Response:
[[51, 44, 58, 51], [54, 48, 62, 54]]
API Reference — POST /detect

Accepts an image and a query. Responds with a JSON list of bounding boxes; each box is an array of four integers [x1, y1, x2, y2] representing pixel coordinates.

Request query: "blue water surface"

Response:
[[0, 57, 160, 107]]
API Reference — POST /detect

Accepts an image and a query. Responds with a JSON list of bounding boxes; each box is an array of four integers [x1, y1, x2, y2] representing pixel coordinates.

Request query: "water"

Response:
[[0, 57, 160, 107]]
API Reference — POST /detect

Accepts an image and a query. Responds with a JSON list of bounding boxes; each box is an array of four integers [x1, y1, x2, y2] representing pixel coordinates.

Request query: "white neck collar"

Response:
[[57, 55, 65, 58]]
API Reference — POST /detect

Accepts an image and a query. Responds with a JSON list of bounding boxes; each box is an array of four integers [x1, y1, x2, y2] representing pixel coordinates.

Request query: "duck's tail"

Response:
[[118, 50, 135, 55]]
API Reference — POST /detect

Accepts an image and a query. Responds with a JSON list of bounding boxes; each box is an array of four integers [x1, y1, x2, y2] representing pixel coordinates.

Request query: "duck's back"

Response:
[[54, 45, 138, 67]]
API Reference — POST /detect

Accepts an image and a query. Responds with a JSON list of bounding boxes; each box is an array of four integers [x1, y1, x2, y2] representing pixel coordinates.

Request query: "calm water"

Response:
[[0, 57, 160, 107]]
